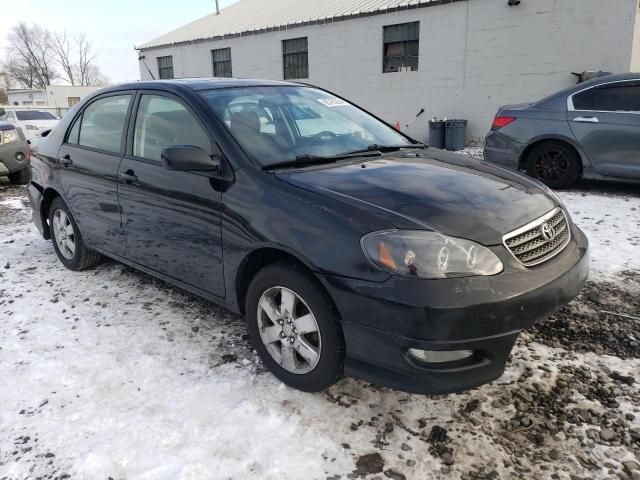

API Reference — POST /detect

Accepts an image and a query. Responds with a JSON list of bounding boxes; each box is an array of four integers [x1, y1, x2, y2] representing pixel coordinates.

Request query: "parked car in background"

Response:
[[28, 79, 588, 395], [1, 108, 59, 140], [0, 108, 30, 185], [484, 73, 640, 188]]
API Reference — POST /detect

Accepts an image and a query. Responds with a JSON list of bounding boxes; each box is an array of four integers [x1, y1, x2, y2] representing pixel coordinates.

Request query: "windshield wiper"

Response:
[[263, 150, 382, 171], [347, 143, 426, 154]]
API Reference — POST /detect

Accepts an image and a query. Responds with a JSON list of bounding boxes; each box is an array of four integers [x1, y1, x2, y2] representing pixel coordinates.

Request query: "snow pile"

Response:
[[559, 190, 640, 278], [0, 197, 28, 210]]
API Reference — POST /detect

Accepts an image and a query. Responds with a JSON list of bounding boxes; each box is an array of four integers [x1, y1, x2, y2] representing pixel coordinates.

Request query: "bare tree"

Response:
[[51, 31, 75, 85], [5, 23, 56, 89], [4, 23, 109, 88], [75, 33, 99, 86]]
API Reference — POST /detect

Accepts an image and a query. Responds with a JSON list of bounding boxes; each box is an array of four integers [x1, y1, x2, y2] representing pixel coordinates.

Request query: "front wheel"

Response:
[[49, 197, 102, 271], [245, 263, 344, 392], [525, 141, 580, 188]]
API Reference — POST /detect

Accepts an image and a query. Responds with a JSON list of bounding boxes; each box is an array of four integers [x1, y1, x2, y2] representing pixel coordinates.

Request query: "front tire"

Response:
[[8, 168, 29, 185], [525, 141, 580, 188], [245, 263, 344, 392], [48, 197, 102, 271]]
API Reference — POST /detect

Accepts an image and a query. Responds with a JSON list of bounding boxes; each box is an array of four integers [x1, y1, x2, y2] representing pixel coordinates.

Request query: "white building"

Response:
[[137, 0, 640, 143], [6, 88, 47, 106], [6, 85, 101, 108]]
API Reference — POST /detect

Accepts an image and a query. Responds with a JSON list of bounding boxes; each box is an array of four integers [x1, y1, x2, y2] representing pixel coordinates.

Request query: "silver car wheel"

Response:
[[52, 208, 76, 260], [257, 286, 321, 374]]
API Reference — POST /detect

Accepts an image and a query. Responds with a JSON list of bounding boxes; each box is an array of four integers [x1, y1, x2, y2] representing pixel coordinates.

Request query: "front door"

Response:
[[117, 92, 225, 297], [568, 80, 640, 179], [56, 93, 133, 256]]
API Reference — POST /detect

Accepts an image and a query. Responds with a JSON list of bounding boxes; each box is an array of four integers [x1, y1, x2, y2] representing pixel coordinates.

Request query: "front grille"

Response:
[[503, 208, 571, 267]]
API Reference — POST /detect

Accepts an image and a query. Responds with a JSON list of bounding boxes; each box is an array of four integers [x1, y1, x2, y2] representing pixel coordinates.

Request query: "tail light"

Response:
[[25, 144, 32, 162], [491, 116, 516, 130]]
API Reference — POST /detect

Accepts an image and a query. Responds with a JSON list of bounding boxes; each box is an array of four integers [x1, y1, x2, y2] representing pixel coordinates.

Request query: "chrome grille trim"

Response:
[[503, 207, 571, 267]]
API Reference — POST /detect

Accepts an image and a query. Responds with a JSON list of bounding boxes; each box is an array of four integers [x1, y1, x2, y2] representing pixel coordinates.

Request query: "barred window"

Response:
[[157, 56, 174, 79], [212, 48, 232, 78], [383, 22, 419, 73], [283, 37, 308, 80]]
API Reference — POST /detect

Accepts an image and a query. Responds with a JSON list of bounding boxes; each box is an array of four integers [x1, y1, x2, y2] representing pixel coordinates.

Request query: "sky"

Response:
[[0, 0, 240, 84]]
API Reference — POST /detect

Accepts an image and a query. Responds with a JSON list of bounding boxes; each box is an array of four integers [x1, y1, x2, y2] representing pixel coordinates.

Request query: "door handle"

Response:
[[573, 116, 599, 123], [118, 170, 138, 184], [59, 154, 73, 166]]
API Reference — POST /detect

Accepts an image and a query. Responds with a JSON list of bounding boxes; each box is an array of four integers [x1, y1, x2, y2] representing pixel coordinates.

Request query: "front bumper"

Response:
[[323, 225, 589, 394], [484, 130, 527, 171], [0, 141, 29, 175]]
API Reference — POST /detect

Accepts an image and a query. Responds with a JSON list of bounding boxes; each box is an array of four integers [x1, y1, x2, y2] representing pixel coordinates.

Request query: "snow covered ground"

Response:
[[1, 173, 639, 480]]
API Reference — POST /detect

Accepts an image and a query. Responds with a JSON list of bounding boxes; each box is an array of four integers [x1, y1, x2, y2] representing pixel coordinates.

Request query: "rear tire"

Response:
[[245, 262, 344, 392], [8, 168, 29, 185], [525, 141, 580, 188], [48, 197, 102, 271]]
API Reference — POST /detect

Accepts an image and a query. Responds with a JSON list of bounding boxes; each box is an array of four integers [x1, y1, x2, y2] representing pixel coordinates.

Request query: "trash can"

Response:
[[428, 120, 446, 149], [444, 119, 467, 151]]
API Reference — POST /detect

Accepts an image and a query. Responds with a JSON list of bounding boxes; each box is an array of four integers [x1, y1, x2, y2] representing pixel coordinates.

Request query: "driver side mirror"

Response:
[[0, 107, 5, 118], [161, 145, 220, 172]]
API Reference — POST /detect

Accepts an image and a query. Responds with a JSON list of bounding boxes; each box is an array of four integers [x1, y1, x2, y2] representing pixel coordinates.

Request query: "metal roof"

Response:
[[138, 0, 454, 50]]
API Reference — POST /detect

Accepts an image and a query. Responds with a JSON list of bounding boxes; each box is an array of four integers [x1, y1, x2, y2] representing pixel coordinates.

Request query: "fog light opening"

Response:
[[408, 348, 474, 364], [16, 152, 25, 161]]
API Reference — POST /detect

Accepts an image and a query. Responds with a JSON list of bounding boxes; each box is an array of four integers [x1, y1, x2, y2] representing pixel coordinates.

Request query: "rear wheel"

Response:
[[525, 141, 580, 188], [48, 197, 102, 271], [245, 263, 344, 392], [8, 168, 29, 185]]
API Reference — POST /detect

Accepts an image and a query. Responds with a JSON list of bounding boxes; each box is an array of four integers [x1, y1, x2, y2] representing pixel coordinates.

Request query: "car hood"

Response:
[[276, 151, 557, 245]]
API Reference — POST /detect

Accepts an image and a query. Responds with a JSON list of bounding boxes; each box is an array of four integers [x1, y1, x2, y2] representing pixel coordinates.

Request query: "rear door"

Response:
[[117, 91, 225, 297], [568, 80, 640, 179], [57, 92, 133, 256]]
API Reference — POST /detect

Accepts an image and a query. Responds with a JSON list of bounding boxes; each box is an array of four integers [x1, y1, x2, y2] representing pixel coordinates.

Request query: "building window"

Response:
[[67, 97, 81, 107], [383, 22, 419, 73], [212, 48, 232, 78], [157, 56, 174, 79], [283, 37, 308, 80]]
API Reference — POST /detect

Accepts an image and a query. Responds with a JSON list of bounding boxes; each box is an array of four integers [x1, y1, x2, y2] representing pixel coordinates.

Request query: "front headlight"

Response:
[[361, 230, 503, 279], [1, 129, 18, 144], [25, 124, 39, 130]]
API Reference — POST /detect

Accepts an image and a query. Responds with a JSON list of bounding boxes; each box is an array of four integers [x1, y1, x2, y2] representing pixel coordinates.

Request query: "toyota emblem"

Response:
[[540, 222, 555, 241]]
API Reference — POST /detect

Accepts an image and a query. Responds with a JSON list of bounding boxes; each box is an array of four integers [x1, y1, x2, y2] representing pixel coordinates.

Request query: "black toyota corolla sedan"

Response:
[[27, 79, 589, 394]]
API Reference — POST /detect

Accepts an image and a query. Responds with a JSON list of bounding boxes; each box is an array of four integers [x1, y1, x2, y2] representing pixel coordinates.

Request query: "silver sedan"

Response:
[[484, 72, 640, 188]]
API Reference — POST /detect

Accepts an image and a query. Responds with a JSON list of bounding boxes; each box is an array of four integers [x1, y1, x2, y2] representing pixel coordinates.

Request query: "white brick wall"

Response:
[[139, 0, 639, 143]]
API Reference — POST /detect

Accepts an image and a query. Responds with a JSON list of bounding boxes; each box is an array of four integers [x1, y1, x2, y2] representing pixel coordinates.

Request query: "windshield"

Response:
[[200, 86, 414, 166], [16, 111, 57, 121]]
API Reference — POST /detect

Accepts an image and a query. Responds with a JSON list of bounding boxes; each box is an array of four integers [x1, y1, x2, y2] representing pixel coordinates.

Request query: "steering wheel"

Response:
[[309, 131, 337, 144]]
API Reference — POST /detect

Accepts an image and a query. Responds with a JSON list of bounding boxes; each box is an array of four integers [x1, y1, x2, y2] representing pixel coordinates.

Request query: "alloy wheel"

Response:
[[535, 149, 569, 181], [52, 209, 76, 260], [256, 286, 321, 374]]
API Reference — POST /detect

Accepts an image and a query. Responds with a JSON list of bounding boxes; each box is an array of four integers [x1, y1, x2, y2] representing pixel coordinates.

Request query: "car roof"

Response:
[[105, 78, 304, 94], [0, 120, 16, 131], [534, 72, 640, 107]]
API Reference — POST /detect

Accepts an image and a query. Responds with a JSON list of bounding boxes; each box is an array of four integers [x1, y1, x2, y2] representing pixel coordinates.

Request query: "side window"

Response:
[[78, 95, 131, 153], [133, 94, 210, 162], [67, 115, 81, 144], [573, 82, 640, 112]]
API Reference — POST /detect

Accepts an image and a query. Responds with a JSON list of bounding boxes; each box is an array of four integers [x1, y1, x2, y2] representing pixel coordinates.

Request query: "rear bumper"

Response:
[[484, 130, 527, 171], [0, 141, 29, 175], [324, 225, 589, 394], [27, 183, 49, 239]]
